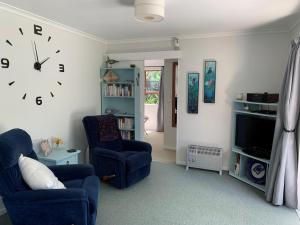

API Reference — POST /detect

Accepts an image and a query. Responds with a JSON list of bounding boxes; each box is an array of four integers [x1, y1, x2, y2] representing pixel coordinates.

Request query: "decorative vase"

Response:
[[54, 144, 64, 150], [103, 69, 118, 82]]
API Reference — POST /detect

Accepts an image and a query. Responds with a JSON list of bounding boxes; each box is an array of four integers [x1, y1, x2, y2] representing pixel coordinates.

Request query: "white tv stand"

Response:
[[229, 100, 277, 192]]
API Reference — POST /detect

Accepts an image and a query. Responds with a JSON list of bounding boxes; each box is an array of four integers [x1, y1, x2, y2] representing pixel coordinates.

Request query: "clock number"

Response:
[[59, 64, 65, 72], [1, 58, 9, 68], [36, 96, 42, 105], [34, 24, 42, 36]]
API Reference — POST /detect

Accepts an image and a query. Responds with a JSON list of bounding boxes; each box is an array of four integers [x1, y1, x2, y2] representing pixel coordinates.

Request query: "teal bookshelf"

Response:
[[100, 68, 141, 140]]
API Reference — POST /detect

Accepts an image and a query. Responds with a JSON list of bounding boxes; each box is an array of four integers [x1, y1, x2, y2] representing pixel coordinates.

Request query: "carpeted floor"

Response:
[[144, 131, 176, 163], [0, 162, 299, 225]]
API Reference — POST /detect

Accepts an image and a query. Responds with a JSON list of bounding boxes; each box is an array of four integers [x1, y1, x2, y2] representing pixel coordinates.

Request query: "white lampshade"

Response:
[[135, 0, 165, 22]]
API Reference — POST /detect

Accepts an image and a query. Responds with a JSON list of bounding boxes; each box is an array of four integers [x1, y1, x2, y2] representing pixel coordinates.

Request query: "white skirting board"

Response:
[[164, 145, 176, 151], [296, 210, 300, 219]]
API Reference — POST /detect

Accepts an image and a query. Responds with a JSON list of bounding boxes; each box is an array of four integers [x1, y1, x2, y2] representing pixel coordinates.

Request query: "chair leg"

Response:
[[102, 174, 116, 182]]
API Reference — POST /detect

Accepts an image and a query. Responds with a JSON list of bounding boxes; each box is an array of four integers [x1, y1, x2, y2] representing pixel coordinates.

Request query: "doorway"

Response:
[[143, 59, 177, 163]]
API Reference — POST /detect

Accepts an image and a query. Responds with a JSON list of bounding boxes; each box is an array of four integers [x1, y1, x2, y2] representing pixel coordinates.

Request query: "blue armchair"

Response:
[[0, 129, 100, 225], [83, 115, 152, 189]]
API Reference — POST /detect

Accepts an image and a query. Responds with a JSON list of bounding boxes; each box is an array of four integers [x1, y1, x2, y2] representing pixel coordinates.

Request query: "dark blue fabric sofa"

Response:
[[83, 115, 152, 189], [0, 128, 100, 225]]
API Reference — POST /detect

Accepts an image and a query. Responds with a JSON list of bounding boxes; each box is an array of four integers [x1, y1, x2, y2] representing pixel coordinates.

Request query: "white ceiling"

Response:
[[1, 0, 300, 42]]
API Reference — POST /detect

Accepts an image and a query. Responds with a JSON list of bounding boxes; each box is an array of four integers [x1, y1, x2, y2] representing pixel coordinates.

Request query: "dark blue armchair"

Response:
[[0, 129, 100, 225], [83, 115, 152, 189]]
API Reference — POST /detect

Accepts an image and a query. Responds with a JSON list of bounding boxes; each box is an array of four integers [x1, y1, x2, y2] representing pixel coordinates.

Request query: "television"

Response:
[[235, 114, 275, 159]]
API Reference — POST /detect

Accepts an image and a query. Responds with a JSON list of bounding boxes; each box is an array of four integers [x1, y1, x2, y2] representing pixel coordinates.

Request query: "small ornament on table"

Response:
[[40, 140, 52, 156], [236, 93, 244, 100], [53, 137, 64, 150]]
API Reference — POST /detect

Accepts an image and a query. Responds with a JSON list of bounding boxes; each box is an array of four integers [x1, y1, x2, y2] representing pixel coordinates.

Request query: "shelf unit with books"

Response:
[[100, 68, 141, 140]]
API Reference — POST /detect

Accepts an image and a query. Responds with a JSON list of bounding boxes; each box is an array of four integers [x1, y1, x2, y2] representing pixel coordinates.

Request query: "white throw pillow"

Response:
[[18, 154, 66, 190]]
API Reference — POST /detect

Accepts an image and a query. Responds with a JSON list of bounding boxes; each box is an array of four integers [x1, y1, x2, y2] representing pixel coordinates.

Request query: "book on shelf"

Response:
[[118, 118, 134, 130], [120, 130, 134, 140], [104, 83, 133, 97]]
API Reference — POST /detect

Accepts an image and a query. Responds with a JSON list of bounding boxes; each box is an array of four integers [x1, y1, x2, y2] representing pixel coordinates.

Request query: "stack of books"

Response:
[[118, 118, 134, 130], [104, 84, 133, 97], [120, 131, 134, 140]]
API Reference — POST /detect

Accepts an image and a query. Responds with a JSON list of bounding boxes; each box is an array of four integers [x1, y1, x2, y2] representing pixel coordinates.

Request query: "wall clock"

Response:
[[1, 24, 65, 106]]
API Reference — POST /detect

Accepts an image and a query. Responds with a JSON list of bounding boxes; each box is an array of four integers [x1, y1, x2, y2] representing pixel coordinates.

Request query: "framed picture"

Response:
[[204, 60, 217, 103], [187, 72, 199, 113]]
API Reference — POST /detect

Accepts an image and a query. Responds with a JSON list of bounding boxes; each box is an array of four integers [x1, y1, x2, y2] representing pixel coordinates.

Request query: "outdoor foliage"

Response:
[[145, 70, 161, 104], [145, 94, 159, 104]]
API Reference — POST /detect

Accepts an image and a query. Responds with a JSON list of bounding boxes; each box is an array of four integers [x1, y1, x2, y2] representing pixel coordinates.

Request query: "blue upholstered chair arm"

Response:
[[122, 140, 152, 153], [4, 189, 89, 225], [48, 164, 95, 181], [92, 147, 126, 163], [5, 188, 88, 202]]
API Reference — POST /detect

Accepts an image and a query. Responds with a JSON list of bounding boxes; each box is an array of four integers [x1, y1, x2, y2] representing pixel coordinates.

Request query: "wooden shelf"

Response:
[[232, 147, 270, 164], [113, 114, 135, 118], [229, 172, 265, 192], [234, 100, 278, 106], [234, 110, 277, 119], [104, 82, 134, 85], [104, 96, 134, 99], [101, 67, 135, 70], [119, 128, 135, 131]]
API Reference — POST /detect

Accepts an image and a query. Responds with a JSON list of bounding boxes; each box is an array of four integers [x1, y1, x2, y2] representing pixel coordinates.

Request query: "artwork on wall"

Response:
[[204, 60, 217, 103], [187, 72, 199, 113]]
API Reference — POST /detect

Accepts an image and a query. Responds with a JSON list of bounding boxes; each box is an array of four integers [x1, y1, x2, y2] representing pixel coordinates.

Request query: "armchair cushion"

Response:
[[49, 164, 95, 181], [18, 154, 65, 190], [4, 189, 89, 225], [125, 151, 152, 173], [92, 147, 126, 163], [100, 139, 123, 152], [122, 139, 152, 153], [63, 175, 100, 218]]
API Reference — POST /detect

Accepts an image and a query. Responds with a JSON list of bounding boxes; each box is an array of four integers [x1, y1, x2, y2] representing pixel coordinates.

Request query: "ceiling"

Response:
[[1, 0, 300, 42]]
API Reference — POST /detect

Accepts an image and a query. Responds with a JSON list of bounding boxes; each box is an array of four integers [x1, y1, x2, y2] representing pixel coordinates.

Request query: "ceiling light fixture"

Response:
[[135, 0, 165, 22]]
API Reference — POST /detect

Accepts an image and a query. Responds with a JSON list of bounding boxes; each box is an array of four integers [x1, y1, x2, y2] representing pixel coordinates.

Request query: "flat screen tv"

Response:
[[235, 114, 275, 159]]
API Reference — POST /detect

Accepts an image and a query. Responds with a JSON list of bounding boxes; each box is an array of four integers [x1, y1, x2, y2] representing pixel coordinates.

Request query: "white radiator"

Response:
[[186, 145, 223, 175]]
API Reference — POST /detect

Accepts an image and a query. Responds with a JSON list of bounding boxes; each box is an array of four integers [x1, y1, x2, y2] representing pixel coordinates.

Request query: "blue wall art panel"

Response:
[[187, 72, 199, 113], [204, 60, 216, 103]]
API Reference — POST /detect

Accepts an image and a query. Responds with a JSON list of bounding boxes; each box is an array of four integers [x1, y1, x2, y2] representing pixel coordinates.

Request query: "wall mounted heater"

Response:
[[186, 145, 223, 175]]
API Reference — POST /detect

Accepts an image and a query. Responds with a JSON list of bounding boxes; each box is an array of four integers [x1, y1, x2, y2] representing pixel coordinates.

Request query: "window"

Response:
[[144, 67, 162, 104]]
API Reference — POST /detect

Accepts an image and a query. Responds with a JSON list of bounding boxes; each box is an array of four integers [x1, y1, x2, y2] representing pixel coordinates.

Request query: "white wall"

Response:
[[108, 40, 173, 53], [144, 104, 158, 131], [177, 33, 289, 168], [164, 59, 177, 150], [108, 32, 290, 169], [144, 59, 164, 67], [0, 9, 106, 161]]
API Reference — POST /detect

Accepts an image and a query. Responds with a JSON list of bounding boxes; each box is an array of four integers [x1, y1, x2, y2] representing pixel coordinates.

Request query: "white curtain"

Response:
[[266, 38, 300, 208]]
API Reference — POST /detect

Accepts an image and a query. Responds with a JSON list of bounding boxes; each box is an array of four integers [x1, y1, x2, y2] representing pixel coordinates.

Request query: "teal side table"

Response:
[[37, 149, 81, 166]]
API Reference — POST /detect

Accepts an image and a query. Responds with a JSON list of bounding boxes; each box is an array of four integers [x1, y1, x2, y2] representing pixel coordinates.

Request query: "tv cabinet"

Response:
[[229, 100, 278, 192], [100, 68, 141, 140]]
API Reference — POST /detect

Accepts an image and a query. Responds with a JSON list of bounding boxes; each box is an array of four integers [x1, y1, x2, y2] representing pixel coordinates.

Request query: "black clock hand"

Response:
[[31, 41, 37, 62], [40, 57, 50, 66], [34, 41, 39, 63]]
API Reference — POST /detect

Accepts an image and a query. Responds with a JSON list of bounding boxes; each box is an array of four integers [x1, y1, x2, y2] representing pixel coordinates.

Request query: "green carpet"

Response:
[[99, 162, 299, 225], [0, 162, 299, 225]]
